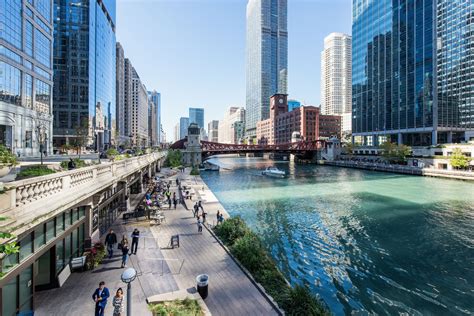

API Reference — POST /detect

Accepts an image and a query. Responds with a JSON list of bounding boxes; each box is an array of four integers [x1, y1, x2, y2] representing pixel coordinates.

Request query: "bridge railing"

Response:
[[0, 151, 166, 235]]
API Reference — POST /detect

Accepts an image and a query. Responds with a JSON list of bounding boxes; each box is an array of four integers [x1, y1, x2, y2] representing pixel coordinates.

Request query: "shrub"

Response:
[[164, 150, 182, 167], [283, 285, 329, 316], [106, 148, 119, 157], [148, 298, 203, 316], [60, 158, 87, 170], [190, 167, 200, 175], [214, 216, 249, 245], [17, 166, 55, 179], [0, 145, 18, 167]]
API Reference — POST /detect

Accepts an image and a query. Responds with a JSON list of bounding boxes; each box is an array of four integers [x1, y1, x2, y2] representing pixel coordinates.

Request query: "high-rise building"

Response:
[[219, 107, 246, 144], [53, 0, 116, 151], [321, 33, 352, 116], [131, 67, 148, 147], [148, 97, 157, 147], [189, 108, 204, 128], [148, 91, 161, 145], [245, 0, 288, 138], [208, 120, 219, 142], [116, 42, 126, 144], [352, 0, 473, 146], [179, 117, 189, 139], [174, 122, 180, 142], [0, 0, 54, 157], [288, 99, 301, 112]]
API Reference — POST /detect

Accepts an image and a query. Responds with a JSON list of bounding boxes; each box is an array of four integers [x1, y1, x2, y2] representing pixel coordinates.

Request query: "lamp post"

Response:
[[120, 267, 137, 316]]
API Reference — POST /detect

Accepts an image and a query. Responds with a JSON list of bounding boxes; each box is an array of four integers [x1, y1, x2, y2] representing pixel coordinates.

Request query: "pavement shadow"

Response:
[[91, 266, 124, 273]]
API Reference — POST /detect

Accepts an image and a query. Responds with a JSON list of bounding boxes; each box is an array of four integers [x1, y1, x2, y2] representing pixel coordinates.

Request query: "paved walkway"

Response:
[[35, 168, 278, 316]]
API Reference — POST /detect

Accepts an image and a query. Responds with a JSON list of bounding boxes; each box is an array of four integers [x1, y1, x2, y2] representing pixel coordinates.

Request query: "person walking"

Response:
[[112, 288, 124, 316], [198, 200, 204, 212], [120, 238, 129, 268], [193, 202, 199, 217], [131, 228, 140, 255], [216, 210, 221, 225], [197, 216, 203, 233], [173, 196, 178, 209], [92, 281, 110, 316], [202, 211, 207, 224], [104, 229, 117, 259]]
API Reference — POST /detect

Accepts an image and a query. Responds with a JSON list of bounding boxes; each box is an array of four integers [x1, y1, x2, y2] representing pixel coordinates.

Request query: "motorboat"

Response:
[[262, 167, 286, 178], [200, 161, 220, 171]]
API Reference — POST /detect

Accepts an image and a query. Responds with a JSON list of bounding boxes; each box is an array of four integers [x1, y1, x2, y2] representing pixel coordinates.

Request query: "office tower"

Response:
[[321, 33, 352, 116], [116, 42, 126, 144], [53, 0, 116, 151], [0, 0, 53, 157], [352, 0, 473, 146], [131, 67, 148, 147], [189, 108, 204, 128], [218, 107, 246, 144], [208, 120, 219, 142], [174, 123, 180, 142], [179, 117, 189, 139], [148, 91, 161, 145], [288, 99, 301, 112], [148, 97, 157, 147], [245, 0, 288, 138]]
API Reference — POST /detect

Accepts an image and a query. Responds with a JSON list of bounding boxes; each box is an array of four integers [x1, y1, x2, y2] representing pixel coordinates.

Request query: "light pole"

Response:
[[120, 267, 137, 316]]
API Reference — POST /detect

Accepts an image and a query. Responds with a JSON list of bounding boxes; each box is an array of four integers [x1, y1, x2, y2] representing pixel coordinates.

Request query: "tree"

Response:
[[380, 141, 411, 164], [450, 148, 469, 170], [73, 118, 89, 159]]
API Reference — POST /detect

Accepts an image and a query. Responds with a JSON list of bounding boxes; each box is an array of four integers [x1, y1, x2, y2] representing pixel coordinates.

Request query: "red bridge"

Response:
[[170, 139, 326, 159]]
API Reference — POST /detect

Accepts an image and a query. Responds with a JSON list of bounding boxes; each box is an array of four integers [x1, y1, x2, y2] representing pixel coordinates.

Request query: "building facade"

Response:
[[256, 94, 320, 144], [130, 67, 148, 147], [53, 0, 116, 151], [288, 99, 301, 112], [208, 120, 219, 142], [0, 0, 54, 157], [218, 107, 246, 144], [179, 117, 189, 140], [174, 122, 180, 142], [245, 0, 288, 138], [319, 114, 342, 140], [115, 42, 126, 145], [352, 0, 473, 146], [189, 107, 204, 129], [148, 90, 161, 146], [321, 33, 352, 116], [148, 97, 157, 147]]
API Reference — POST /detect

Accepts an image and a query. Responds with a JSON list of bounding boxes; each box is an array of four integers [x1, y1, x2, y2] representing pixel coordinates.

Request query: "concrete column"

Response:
[[432, 130, 438, 146], [447, 131, 453, 144], [397, 133, 403, 145]]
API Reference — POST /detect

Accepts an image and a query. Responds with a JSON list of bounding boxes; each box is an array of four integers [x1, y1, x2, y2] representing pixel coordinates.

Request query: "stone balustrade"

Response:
[[0, 152, 166, 235]]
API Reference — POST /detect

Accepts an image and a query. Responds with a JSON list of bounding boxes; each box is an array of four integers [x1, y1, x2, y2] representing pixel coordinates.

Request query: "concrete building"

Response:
[[53, 0, 116, 151], [148, 97, 157, 147], [245, 0, 288, 138], [131, 67, 148, 147], [182, 123, 202, 167], [189, 108, 204, 129], [179, 117, 189, 140], [218, 107, 246, 144], [352, 0, 474, 146], [208, 120, 219, 142], [0, 0, 54, 157], [115, 43, 127, 145], [174, 123, 180, 142], [256, 94, 320, 145], [319, 114, 342, 140]]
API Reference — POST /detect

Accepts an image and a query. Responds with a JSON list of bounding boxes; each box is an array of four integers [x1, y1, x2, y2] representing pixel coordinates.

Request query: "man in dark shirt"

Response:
[[131, 228, 140, 255], [104, 229, 117, 259]]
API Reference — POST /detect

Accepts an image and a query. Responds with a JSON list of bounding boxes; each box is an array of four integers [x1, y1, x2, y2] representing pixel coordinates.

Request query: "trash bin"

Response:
[[196, 274, 209, 299]]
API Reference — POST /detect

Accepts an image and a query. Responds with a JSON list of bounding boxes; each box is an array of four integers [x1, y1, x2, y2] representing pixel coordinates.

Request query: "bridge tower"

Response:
[[182, 123, 202, 167]]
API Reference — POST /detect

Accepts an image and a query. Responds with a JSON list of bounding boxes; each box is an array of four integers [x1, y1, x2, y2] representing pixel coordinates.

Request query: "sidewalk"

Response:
[[35, 168, 278, 315]]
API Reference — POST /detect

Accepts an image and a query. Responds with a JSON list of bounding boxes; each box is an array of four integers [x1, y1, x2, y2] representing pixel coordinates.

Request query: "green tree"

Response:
[[165, 150, 182, 168], [380, 141, 411, 164], [73, 119, 89, 159], [450, 148, 469, 170]]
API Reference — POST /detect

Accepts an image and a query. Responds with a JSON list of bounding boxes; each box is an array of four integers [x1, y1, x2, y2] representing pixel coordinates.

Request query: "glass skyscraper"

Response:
[[148, 90, 161, 146], [352, 0, 473, 146], [189, 107, 204, 128], [245, 0, 288, 139], [53, 0, 116, 150], [0, 0, 54, 157], [179, 117, 189, 139]]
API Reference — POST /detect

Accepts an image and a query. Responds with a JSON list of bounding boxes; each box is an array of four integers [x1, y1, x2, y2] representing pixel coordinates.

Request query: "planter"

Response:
[[0, 165, 12, 177]]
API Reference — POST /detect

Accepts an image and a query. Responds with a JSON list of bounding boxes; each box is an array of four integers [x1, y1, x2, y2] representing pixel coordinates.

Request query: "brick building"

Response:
[[318, 114, 342, 139], [256, 94, 320, 145]]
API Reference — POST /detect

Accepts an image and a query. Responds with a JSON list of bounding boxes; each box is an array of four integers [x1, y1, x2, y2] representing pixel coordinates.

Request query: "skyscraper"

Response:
[[131, 67, 148, 147], [321, 33, 352, 116], [0, 0, 54, 157], [189, 108, 204, 128], [53, 0, 116, 150], [148, 91, 161, 145], [245, 0, 288, 139], [352, 0, 473, 146], [208, 120, 219, 142], [218, 107, 246, 144], [116, 42, 126, 144], [179, 117, 189, 139]]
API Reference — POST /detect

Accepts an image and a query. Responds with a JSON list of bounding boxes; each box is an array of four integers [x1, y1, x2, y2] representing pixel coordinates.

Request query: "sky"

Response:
[[116, 0, 352, 141]]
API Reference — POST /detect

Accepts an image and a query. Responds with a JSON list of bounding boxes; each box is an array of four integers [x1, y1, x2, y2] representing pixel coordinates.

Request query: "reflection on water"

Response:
[[201, 156, 474, 316]]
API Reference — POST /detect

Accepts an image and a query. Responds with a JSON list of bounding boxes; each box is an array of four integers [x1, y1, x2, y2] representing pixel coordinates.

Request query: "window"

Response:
[[56, 239, 64, 273], [65, 211, 71, 229], [25, 22, 34, 57], [24, 74, 33, 108], [0, 62, 21, 106], [35, 79, 51, 113], [35, 0, 51, 22], [0, 0, 22, 49], [46, 219, 55, 242], [2, 277, 17, 316], [64, 234, 71, 262], [34, 224, 45, 251], [56, 213, 64, 235], [34, 29, 51, 67], [19, 233, 33, 262], [25, 131, 32, 148], [0, 45, 21, 63], [19, 266, 33, 312]]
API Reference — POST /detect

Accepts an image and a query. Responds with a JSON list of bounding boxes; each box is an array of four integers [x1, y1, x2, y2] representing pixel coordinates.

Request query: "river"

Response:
[[200, 156, 474, 316]]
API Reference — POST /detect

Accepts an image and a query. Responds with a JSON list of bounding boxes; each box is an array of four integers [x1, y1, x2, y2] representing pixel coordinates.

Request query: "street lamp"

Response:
[[120, 267, 137, 316]]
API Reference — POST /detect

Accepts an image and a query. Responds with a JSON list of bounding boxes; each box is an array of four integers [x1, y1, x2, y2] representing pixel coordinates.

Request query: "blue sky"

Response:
[[116, 0, 351, 140]]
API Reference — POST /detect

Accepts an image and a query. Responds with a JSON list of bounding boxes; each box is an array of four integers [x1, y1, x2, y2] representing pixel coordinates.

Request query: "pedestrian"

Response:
[[112, 288, 124, 316], [104, 229, 117, 259], [186, 190, 190, 200], [198, 200, 204, 212], [168, 197, 172, 209], [193, 202, 199, 217], [197, 217, 203, 233], [173, 196, 177, 209], [218, 213, 224, 224], [120, 239, 129, 268], [216, 210, 221, 225], [202, 211, 207, 224], [92, 281, 110, 316], [175, 178, 179, 186], [131, 228, 140, 254], [68, 158, 76, 170]]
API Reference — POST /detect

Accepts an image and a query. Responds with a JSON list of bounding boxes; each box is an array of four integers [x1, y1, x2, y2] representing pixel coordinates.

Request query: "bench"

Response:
[[70, 256, 87, 272]]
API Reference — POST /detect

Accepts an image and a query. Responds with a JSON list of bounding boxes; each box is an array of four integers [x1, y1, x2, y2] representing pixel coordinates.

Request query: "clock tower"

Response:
[[270, 94, 288, 120]]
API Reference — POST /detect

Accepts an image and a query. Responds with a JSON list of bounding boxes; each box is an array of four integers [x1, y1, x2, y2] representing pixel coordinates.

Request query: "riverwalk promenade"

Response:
[[35, 168, 277, 316]]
